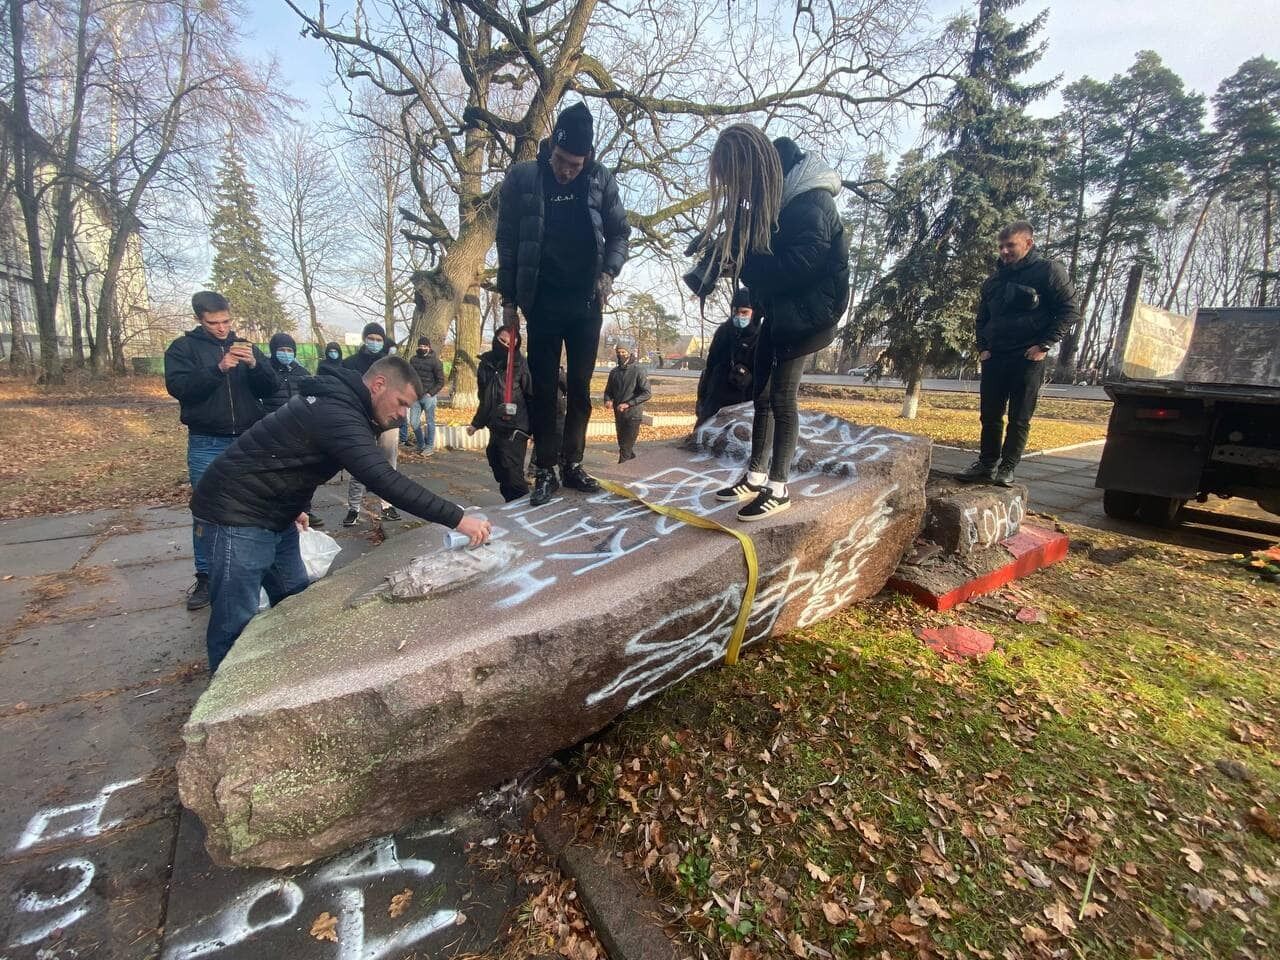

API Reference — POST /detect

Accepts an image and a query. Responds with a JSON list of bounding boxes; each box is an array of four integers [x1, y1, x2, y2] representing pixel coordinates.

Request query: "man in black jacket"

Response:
[[603, 345, 651, 462], [318, 341, 344, 376], [495, 101, 630, 506], [468, 328, 534, 501], [958, 221, 1081, 487], [338, 322, 402, 524], [191, 355, 491, 671], [403, 336, 445, 455], [696, 289, 760, 424], [164, 290, 276, 610]]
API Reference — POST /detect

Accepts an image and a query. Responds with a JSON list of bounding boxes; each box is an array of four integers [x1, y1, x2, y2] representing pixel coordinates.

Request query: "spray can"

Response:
[[444, 513, 490, 551]]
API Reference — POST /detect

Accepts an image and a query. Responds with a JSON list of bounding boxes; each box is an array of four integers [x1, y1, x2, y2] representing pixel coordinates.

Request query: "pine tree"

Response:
[[858, 0, 1053, 417], [209, 145, 290, 342]]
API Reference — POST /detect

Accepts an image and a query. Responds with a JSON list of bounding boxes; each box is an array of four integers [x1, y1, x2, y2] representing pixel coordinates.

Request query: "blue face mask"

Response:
[[733, 314, 752, 329], [275, 350, 295, 365], [365, 338, 384, 354], [327, 350, 340, 360]]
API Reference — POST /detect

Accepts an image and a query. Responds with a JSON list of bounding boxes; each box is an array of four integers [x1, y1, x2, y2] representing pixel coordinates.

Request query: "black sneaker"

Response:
[[993, 462, 1017, 487], [737, 488, 790, 521], [530, 467, 561, 506], [342, 509, 360, 527], [185, 573, 210, 611], [955, 460, 997, 484], [382, 507, 402, 521], [716, 476, 764, 502], [307, 512, 325, 529], [562, 462, 601, 493]]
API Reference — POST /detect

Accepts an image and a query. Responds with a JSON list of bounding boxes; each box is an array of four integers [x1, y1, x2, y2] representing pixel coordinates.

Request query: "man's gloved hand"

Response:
[[596, 273, 614, 308]]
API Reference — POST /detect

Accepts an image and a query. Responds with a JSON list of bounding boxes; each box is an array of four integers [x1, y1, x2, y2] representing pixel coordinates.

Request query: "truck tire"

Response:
[[1136, 494, 1185, 527], [1102, 489, 1141, 520]]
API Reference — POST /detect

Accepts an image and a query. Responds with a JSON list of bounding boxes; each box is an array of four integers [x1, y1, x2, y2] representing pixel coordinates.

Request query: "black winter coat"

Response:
[[263, 358, 308, 414], [410, 350, 446, 396], [342, 346, 383, 375], [697, 319, 760, 421], [190, 366, 465, 533], [975, 250, 1080, 356], [496, 140, 630, 314], [604, 358, 651, 419], [473, 337, 533, 435], [164, 327, 277, 436]]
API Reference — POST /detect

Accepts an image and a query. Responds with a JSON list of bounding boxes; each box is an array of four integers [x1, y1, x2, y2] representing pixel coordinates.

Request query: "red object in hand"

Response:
[[503, 319, 517, 408]]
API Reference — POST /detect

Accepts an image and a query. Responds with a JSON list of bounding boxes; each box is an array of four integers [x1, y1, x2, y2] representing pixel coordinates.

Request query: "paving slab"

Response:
[[0, 535, 99, 579], [0, 605, 206, 711], [0, 509, 120, 546], [132, 505, 194, 531], [0, 577, 32, 630], [31, 558, 196, 624], [82, 527, 190, 568]]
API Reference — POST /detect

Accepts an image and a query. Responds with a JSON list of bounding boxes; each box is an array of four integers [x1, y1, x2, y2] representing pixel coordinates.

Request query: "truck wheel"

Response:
[[1102, 489, 1141, 520], [1136, 495, 1185, 527]]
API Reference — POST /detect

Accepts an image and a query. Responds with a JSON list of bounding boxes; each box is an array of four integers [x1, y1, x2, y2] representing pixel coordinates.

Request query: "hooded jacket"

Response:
[[191, 365, 464, 532], [473, 332, 533, 435], [975, 249, 1080, 356], [164, 326, 277, 436], [410, 348, 446, 396], [697, 316, 760, 421], [318, 342, 344, 377], [263, 333, 307, 414], [495, 139, 630, 314], [604, 355, 652, 419]]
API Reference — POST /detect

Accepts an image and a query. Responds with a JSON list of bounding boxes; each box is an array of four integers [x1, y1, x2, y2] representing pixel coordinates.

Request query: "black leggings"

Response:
[[748, 322, 807, 484]]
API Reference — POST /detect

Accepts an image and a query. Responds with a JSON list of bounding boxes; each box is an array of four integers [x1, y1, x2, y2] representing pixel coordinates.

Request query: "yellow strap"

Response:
[[596, 478, 758, 666]]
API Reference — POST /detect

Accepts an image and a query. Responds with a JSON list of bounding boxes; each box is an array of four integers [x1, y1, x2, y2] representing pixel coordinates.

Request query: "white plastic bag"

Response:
[[300, 528, 342, 581]]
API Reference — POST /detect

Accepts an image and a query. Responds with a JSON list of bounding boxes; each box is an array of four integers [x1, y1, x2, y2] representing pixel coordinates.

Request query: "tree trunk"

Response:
[[65, 233, 86, 368], [899, 368, 922, 419], [1164, 190, 1215, 310], [452, 283, 483, 408]]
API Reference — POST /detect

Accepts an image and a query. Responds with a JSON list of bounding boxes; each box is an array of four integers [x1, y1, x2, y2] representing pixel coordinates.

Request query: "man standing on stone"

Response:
[[495, 101, 630, 506], [337, 322, 402, 525], [191, 355, 491, 671], [403, 336, 444, 456], [603, 343, 650, 463], [165, 290, 276, 611], [957, 221, 1080, 488]]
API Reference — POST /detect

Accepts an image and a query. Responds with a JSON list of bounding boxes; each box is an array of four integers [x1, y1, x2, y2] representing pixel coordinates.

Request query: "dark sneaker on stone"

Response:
[[562, 463, 601, 493], [342, 509, 360, 527], [186, 573, 210, 611], [716, 476, 764, 502], [992, 462, 1017, 487], [737, 489, 791, 521], [955, 460, 997, 483], [530, 467, 560, 506], [382, 507, 402, 521]]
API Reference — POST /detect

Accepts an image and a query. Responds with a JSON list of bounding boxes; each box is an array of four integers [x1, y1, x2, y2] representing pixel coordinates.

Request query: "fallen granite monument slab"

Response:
[[178, 405, 931, 868]]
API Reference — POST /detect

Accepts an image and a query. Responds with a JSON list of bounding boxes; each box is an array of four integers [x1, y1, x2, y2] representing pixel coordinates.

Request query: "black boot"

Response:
[[562, 462, 601, 493], [955, 460, 997, 484], [186, 573, 210, 611], [993, 461, 1017, 487], [530, 467, 561, 506]]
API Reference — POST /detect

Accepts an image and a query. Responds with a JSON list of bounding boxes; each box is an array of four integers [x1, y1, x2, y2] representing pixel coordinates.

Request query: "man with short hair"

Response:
[[191, 355, 491, 671], [496, 101, 630, 506], [603, 344, 651, 463], [164, 290, 276, 610], [338, 322, 402, 524], [403, 336, 444, 455], [958, 221, 1080, 487]]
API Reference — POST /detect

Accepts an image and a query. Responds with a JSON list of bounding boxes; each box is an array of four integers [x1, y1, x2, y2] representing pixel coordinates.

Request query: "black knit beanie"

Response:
[[552, 102, 594, 156], [361, 322, 386, 340], [269, 332, 296, 353], [418, 335, 431, 346]]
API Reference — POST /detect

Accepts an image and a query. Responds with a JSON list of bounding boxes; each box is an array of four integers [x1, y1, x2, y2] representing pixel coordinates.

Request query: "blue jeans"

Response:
[[200, 520, 309, 671], [187, 434, 234, 575], [400, 395, 437, 451]]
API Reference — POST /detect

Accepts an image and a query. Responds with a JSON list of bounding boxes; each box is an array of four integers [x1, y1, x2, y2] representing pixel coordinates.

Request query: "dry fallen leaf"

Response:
[[788, 930, 807, 957], [1182, 847, 1204, 874], [310, 912, 339, 942], [821, 901, 848, 924], [388, 888, 413, 918], [805, 861, 831, 883], [857, 820, 882, 846], [1246, 806, 1280, 840], [1043, 900, 1076, 937], [1021, 924, 1051, 944], [1020, 860, 1052, 889]]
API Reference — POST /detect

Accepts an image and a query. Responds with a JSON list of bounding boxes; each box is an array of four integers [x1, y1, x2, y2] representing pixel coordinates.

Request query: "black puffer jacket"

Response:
[[496, 140, 630, 314], [343, 345, 384, 375], [975, 250, 1080, 356], [263, 333, 308, 414], [318, 342, 344, 377], [697, 318, 760, 421], [472, 333, 533, 435], [604, 357, 651, 420], [410, 350, 446, 396], [164, 326, 276, 436], [190, 366, 465, 532]]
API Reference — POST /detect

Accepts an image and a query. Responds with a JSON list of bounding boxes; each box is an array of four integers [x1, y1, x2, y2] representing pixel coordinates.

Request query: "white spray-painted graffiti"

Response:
[[961, 494, 1025, 551], [161, 835, 459, 960]]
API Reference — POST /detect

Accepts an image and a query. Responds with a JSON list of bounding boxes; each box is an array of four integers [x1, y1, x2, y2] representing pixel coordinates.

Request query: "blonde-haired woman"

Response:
[[688, 127, 850, 520]]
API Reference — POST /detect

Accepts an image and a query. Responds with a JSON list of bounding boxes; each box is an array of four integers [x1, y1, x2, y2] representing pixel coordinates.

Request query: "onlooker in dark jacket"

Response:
[[164, 290, 276, 610], [318, 341, 344, 376], [958, 221, 1080, 486], [341, 323, 402, 524], [469, 329, 534, 502], [687, 130, 849, 521], [402, 336, 445, 455], [191, 356, 491, 671], [696, 289, 760, 424], [496, 100, 631, 506], [603, 345, 651, 462], [263, 331, 325, 529]]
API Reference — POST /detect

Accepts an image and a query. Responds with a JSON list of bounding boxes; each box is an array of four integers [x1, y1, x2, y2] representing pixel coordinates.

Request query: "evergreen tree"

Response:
[[858, 0, 1053, 417], [837, 154, 894, 369], [209, 145, 289, 342]]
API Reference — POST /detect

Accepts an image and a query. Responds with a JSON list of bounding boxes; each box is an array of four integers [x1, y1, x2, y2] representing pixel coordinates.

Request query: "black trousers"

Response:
[[526, 299, 602, 470], [748, 322, 808, 483], [486, 429, 530, 502], [615, 412, 641, 461], [979, 353, 1044, 467]]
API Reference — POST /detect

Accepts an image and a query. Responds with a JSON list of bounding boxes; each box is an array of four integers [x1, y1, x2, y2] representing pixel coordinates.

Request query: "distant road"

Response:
[[646, 368, 1108, 401]]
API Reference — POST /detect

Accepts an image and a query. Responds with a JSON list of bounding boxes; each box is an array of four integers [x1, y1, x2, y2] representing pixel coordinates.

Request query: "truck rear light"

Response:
[[1136, 407, 1181, 420]]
